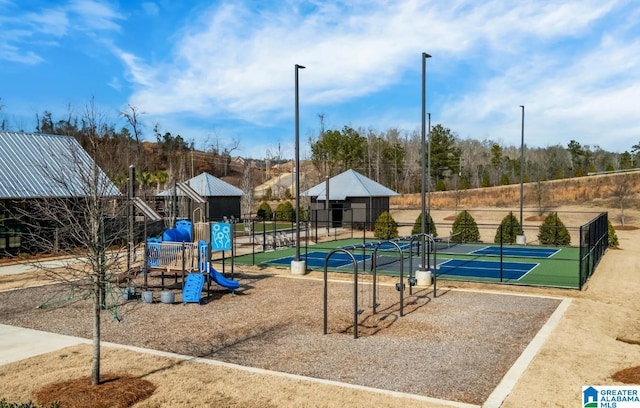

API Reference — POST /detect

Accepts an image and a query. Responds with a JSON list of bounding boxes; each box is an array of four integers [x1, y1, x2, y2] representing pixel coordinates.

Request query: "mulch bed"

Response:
[[0, 272, 561, 405]]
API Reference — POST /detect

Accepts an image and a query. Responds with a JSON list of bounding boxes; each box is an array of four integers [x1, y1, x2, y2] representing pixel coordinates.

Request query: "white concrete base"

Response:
[[516, 234, 527, 245], [291, 260, 307, 275], [415, 270, 432, 286]]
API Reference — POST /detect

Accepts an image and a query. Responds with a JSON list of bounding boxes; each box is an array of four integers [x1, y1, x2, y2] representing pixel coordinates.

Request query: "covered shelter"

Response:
[[0, 131, 122, 254], [302, 169, 399, 230], [157, 172, 243, 222]]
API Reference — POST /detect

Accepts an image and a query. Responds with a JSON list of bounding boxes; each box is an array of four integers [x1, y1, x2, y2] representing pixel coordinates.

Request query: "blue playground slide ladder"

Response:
[[182, 273, 205, 304]]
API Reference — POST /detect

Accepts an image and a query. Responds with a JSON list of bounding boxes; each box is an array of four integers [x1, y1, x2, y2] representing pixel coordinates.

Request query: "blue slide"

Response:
[[208, 266, 240, 294]]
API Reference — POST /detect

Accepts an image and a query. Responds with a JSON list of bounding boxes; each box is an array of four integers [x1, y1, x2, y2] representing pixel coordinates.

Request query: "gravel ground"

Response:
[[0, 269, 560, 406]]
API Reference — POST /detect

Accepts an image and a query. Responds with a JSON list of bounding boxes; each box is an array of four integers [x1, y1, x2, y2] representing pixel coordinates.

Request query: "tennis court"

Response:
[[469, 246, 559, 258], [236, 236, 582, 288], [269, 250, 368, 268], [266, 245, 540, 282], [436, 258, 538, 280]]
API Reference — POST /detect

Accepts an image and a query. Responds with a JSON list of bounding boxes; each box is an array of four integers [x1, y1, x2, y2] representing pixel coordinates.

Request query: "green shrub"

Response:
[[374, 211, 398, 239], [494, 212, 522, 244], [451, 211, 480, 243], [411, 213, 438, 237], [274, 201, 295, 221], [537, 212, 571, 245], [256, 202, 272, 220], [608, 219, 619, 248], [0, 399, 59, 408]]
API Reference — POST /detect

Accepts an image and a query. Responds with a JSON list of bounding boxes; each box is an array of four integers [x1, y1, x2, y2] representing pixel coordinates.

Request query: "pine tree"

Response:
[[608, 219, 619, 248], [374, 211, 398, 239], [411, 213, 438, 237], [451, 210, 480, 243], [494, 212, 521, 244], [538, 212, 571, 245]]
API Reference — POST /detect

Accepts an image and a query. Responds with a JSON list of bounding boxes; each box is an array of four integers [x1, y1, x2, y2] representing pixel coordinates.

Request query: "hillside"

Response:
[[391, 170, 640, 215]]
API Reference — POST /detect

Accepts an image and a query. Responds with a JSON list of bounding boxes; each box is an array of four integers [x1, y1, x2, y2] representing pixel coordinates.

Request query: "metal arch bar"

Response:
[[323, 248, 360, 339], [371, 240, 404, 316]]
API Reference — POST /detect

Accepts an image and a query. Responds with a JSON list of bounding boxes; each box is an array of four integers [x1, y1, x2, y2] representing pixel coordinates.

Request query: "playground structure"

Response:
[[126, 218, 241, 304]]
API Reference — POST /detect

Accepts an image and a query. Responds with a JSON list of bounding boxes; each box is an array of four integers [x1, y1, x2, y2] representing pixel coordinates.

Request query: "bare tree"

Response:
[[120, 104, 144, 147], [612, 174, 634, 226], [240, 164, 255, 219], [18, 102, 127, 386], [534, 176, 548, 216], [210, 135, 240, 177]]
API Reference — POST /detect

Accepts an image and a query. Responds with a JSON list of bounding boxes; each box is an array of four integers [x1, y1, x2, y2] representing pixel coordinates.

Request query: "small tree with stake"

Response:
[[17, 115, 128, 386]]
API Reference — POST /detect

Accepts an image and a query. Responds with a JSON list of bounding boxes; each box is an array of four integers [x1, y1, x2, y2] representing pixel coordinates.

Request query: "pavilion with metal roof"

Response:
[[157, 172, 243, 221], [0, 131, 123, 253], [302, 169, 399, 230]]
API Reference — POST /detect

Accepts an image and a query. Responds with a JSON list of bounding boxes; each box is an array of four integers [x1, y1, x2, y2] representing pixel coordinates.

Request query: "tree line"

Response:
[[307, 122, 640, 194], [2, 100, 639, 197]]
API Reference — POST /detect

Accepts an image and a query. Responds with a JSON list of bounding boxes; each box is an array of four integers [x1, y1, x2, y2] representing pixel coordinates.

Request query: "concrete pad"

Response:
[[0, 324, 90, 366]]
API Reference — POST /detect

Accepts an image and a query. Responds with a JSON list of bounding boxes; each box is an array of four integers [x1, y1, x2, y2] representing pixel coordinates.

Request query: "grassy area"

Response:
[[234, 221, 296, 233]]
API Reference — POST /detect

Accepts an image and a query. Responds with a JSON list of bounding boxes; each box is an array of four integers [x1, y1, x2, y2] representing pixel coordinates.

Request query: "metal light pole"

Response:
[[519, 105, 525, 235], [295, 64, 305, 263], [420, 52, 431, 271], [427, 112, 432, 229]]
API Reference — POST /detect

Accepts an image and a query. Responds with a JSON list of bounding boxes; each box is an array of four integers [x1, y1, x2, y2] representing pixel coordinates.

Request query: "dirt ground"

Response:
[[0, 205, 639, 407]]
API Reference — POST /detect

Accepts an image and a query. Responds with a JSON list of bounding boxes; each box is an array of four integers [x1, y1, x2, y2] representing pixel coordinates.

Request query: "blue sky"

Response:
[[1, 0, 639, 159]]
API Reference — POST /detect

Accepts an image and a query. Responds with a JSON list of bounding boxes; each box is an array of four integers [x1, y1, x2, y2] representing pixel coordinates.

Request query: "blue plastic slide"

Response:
[[209, 266, 240, 294]]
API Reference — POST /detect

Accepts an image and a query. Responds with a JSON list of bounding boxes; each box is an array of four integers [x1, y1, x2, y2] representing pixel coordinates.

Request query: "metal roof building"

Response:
[[302, 169, 399, 230], [0, 131, 120, 199], [157, 172, 243, 197], [0, 131, 122, 253], [157, 172, 243, 221]]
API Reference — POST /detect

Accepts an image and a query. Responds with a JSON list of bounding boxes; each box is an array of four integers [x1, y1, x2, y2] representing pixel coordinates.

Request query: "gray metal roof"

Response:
[[158, 172, 243, 197], [0, 131, 121, 199], [302, 169, 399, 200]]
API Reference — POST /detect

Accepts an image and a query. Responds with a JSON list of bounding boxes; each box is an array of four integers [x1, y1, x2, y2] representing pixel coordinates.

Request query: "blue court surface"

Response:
[[269, 251, 368, 268], [341, 241, 419, 252], [470, 246, 559, 258], [437, 259, 538, 280]]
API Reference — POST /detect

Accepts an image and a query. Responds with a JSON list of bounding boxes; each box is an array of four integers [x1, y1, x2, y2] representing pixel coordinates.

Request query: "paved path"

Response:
[[0, 324, 90, 366], [0, 258, 82, 277]]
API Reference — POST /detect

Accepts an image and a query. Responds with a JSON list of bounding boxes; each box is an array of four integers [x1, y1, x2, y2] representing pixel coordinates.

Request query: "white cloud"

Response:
[[68, 0, 124, 32], [0, 0, 123, 64], [110, 0, 639, 153]]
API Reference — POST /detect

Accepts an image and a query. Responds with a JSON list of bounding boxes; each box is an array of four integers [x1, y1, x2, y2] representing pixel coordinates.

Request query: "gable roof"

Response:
[[158, 172, 243, 197], [302, 169, 399, 200], [0, 131, 121, 199]]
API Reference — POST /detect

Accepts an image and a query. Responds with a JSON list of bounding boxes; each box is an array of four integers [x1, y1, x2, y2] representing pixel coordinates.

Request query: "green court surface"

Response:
[[233, 238, 582, 289]]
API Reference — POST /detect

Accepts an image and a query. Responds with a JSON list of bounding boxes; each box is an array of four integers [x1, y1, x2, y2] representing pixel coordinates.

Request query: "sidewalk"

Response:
[[0, 324, 90, 366], [0, 258, 79, 277]]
